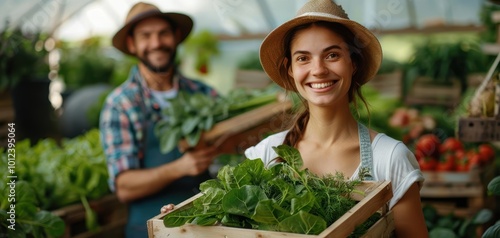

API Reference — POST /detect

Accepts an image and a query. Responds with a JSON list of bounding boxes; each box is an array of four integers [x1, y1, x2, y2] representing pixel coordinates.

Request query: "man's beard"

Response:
[[138, 47, 177, 73]]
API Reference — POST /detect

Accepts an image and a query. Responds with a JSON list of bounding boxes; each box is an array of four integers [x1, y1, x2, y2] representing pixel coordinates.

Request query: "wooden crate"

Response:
[[51, 194, 128, 238], [179, 100, 293, 154], [420, 164, 496, 217], [405, 77, 462, 109], [147, 181, 394, 238], [458, 79, 499, 142]]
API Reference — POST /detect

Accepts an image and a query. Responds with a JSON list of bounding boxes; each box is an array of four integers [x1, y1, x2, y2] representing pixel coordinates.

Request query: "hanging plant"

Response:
[[182, 30, 220, 75]]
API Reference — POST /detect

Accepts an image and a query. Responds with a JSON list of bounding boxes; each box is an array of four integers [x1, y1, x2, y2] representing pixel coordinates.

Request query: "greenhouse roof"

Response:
[[1, 0, 487, 41]]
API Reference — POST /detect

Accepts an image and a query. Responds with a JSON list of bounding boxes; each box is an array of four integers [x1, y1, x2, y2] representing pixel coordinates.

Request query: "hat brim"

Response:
[[260, 13, 382, 91], [112, 12, 193, 56]]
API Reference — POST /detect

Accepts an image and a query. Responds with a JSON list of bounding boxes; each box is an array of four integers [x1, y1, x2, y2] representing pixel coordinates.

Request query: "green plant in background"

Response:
[[377, 57, 403, 75], [480, 3, 500, 43], [58, 37, 115, 90], [403, 40, 488, 95], [0, 129, 110, 234], [182, 30, 219, 74], [0, 25, 49, 91], [0, 181, 65, 237], [237, 52, 263, 71], [482, 176, 500, 238]]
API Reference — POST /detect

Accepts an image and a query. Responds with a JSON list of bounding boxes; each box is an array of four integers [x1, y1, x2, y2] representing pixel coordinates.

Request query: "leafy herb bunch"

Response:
[[155, 86, 280, 153], [163, 145, 378, 236]]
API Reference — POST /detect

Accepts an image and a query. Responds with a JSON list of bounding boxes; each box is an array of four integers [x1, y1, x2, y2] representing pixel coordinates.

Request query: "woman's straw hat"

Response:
[[260, 0, 382, 90], [112, 2, 193, 55]]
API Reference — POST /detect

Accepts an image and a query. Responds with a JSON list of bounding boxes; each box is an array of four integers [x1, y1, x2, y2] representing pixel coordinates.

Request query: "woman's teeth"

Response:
[[310, 82, 334, 89]]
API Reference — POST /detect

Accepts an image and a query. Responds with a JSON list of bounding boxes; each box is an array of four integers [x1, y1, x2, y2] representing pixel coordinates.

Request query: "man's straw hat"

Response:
[[260, 0, 382, 90], [112, 2, 193, 55]]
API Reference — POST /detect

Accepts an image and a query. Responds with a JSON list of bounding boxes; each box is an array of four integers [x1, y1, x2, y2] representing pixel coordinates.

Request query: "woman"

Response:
[[163, 0, 428, 237]]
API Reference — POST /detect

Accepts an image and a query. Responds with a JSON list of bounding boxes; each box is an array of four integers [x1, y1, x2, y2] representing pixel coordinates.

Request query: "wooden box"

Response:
[[51, 194, 128, 238], [420, 164, 496, 217], [147, 181, 394, 238], [457, 59, 500, 142], [179, 100, 293, 155]]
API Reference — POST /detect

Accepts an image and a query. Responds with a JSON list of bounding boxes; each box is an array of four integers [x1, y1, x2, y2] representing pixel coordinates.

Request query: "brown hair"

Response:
[[280, 21, 370, 147]]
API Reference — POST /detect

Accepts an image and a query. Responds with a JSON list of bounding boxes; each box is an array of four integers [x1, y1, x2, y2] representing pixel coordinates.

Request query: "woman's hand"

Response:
[[160, 204, 175, 214]]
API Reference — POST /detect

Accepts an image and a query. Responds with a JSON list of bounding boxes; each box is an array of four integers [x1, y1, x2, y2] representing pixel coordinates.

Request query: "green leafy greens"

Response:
[[163, 145, 379, 236], [154, 86, 280, 154]]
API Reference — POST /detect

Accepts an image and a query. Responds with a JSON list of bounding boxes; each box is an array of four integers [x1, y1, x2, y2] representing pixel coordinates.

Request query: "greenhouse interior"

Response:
[[1, 0, 500, 237]]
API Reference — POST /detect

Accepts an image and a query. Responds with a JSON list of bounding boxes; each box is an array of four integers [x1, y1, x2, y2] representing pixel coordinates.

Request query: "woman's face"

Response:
[[288, 25, 356, 107]]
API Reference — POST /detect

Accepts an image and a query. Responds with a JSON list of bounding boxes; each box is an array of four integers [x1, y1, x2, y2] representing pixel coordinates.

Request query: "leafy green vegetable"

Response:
[[0, 129, 110, 236], [155, 86, 281, 153], [163, 145, 378, 236], [0, 181, 65, 237]]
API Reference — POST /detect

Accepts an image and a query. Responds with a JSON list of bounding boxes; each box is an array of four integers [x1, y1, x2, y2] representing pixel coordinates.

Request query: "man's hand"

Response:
[[177, 146, 218, 176]]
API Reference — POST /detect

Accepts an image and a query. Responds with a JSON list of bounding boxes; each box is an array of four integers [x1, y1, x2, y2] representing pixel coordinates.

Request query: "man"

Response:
[[99, 2, 218, 237]]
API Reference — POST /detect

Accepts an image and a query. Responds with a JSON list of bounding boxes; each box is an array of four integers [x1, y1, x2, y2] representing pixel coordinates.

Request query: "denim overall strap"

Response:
[[358, 122, 374, 181]]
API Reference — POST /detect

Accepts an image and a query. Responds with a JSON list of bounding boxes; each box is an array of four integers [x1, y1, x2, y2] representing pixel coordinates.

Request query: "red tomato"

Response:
[[436, 153, 455, 171], [478, 144, 495, 163], [440, 137, 463, 153], [416, 134, 441, 158], [467, 151, 482, 169], [418, 157, 437, 171], [454, 149, 469, 171]]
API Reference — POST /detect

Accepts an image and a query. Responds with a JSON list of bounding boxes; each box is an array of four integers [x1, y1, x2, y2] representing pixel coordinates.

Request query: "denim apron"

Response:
[[125, 96, 210, 238], [358, 122, 374, 181]]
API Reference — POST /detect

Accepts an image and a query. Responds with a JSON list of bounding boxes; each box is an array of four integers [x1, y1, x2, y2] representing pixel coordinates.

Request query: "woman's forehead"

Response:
[[290, 25, 349, 51]]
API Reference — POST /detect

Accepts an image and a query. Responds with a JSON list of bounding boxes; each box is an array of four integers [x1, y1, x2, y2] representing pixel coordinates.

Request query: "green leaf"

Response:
[[204, 114, 214, 130], [279, 211, 326, 235], [487, 176, 500, 196], [193, 187, 225, 214], [429, 227, 457, 238], [472, 209, 493, 225], [199, 179, 224, 193], [15, 181, 38, 219], [273, 145, 303, 171], [482, 223, 500, 238], [185, 128, 202, 147], [291, 191, 315, 214], [163, 204, 197, 227], [191, 216, 219, 226], [181, 116, 202, 135], [252, 199, 290, 224], [222, 185, 268, 218], [233, 159, 264, 187], [34, 210, 65, 237], [159, 126, 182, 153]]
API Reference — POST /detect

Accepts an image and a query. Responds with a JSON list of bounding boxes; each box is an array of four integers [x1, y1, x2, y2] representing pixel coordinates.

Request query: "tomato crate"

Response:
[[420, 163, 496, 217], [147, 181, 394, 238], [51, 194, 128, 238]]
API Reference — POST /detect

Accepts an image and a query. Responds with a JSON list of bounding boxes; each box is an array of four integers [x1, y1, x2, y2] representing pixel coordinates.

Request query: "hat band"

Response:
[[127, 9, 163, 25], [296, 12, 348, 21]]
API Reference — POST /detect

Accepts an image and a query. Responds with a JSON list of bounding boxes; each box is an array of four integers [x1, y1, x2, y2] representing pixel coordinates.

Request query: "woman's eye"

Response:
[[296, 56, 307, 62], [327, 52, 339, 59]]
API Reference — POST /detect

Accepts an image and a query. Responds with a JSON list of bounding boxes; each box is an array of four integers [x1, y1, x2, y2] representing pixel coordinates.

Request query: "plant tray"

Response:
[[147, 181, 394, 238], [51, 194, 127, 238], [179, 100, 293, 154]]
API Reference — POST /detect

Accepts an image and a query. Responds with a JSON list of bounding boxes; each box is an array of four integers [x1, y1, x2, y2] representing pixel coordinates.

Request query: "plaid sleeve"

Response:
[[99, 97, 140, 192]]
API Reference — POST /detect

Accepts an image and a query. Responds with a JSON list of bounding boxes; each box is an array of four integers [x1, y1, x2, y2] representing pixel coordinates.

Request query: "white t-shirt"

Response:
[[244, 131, 424, 209]]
